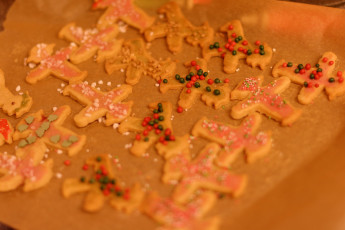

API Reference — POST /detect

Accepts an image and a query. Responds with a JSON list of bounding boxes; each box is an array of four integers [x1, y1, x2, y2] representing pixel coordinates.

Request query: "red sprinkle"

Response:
[[191, 60, 197, 66], [255, 40, 261, 46], [170, 135, 176, 141], [186, 89, 191, 94], [305, 63, 311, 70], [186, 82, 192, 88], [224, 78, 230, 83], [144, 117, 151, 122], [207, 79, 214, 85], [254, 49, 259, 54], [153, 113, 159, 119], [200, 76, 205, 80], [82, 164, 89, 170], [322, 57, 328, 63], [315, 83, 319, 88], [143, 130, 149, 136], [147, 126, 153, 131], [282, 63, 287, 67], [231, 33, 237, 38], [159, 136, 165, 143], [228, 25, 233, 30], [225, 43, 230, 49], [177, 106, 183, 113], [228, 46, 234, 51], [64, 160, 71, 166], [317, 72, 323, 77], [339, 77, 344, 83], [218, 48, 223, 52], [155, 129, 161, 135], [299, 69, 306, 74], [238, 47, 243, 52], [135, 134, 141, 140], [103, 189, 110, 196], [195, 65, 200, 70], [221, 52, 226, 58], [141, 121, 147, 127], [337, 71, 343, 77], [157, 79, 162, 84], [329, 61, 334, 65], [165, 128, 172, 136], [191, 76, 197, 82], [308, 82, 313, 88], [242, 41, 248, 46]]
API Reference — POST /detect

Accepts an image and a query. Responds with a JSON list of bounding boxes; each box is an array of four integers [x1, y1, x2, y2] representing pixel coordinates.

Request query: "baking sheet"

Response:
[[0, 0, 345, 229]]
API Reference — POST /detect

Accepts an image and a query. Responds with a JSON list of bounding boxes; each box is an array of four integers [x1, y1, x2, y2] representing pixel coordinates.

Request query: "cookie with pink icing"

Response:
[[192, 113, 272, 167], [0, 141, 53, 192], [13, 105, 86, 156], [231, 75, 302, 126], [0, 69, 33, 118], [203, 20, 273, 74], [160, 59, 231, 110], [105, 38, 176, 85], [92, 0, 154, 32], [272, 52, 345, 104], [62, 154, 144, 213], [0, 118, 13, 146], [144, 2, 214, 54], [63, 82, 133, 127], [143, 191, 219, 230], [26, 43, 87, 84], [161, 142, 247, 204], [58, 23, 122, 63]]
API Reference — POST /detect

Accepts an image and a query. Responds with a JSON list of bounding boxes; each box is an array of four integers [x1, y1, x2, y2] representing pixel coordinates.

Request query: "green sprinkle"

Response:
[[232, 50, 237, 55], [315, 63, 320, 68], [158, 107, 163, 113], [194, 82, 200, 88], [153, 109, 158, 113], [100, 184, 106, 190], [235, 38, 239, 43], [247, 49, 252, 56], [144, 137, 149, 142], [294, 68, 300, 73], [283, 99, 287, 104], [214, 78, 221, 84], [238, 36, 242, 41], [116, 191, 123, 196], [35, 128, 45, 138], [317, 68, 322, 72], [158, 116, 164, 121], [189, 72, 195, 76], [206, 86, 211, 92], [158, 103, 162, 108], [329, 78, 335, 83], [69, 136, 79, 143], [26, 136, 36, 144], [175, 74, 180, 80], [50, 135, 60, 144], [153, 119, 159, 124], [259, 45, 264, 50], [213, 89, 221, 95], [259, 50, 265, 55], [287, 62, 293, 67], [197, 69, 203, 76], [309, 74, 315, 79], [96, 169, 102, 174], [203, 72, 208, 77], [298, 64, 304, 70], [96, 156, 102, 162], [18, 139, 28, 148], [163, 79, 168, 83], [165, 135, 170, 141], [89, 178, 95, 184], [110, 179, 116, 184], [41, 121, 50, 131], [303, 81, 308, 87], [47, 114, 58, 122], [186, 75, 191, 81], [80, 177, 86, 183], [17, 124, 28, 132], [214, 42, 219, 48], [179, 78, 185, 84], [62, 140, 72, 147], [25, 116, 34, 124], [148, 121, 154, 126], [158, 125, 163, 130], [209, 44, 214, 49]]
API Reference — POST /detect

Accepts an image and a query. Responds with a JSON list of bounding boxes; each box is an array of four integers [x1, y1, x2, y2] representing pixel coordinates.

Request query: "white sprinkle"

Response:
[[113, 123, 119, 129], [143, 152, 150, 157], [153, 158, 158, 162], [236, 68, 240, 72], [86, 149, 90, 152], [61, 83, 65, 87], [123, 132, 130, 136], [45, 148, 50, 152], [273, 48, 276, 52], [189, 144, 194, 149], [19, 92, 23, 95], [70, 42, 77, 47], [52, 107, 57, 112], [171, 115, 174, 121], [117, 84, 121, 87], [91, 82, 97, 88], [120, 69, 124, 73], [44, 154, 48, 159], [57, 149, 63, 155], [97, 87, 101, 90], [28, 62, 36, 69], [98, 80, 103, 85], [107, 81, 111, 86], [40, 160, 44, 164], [125, 143, 132, 149], [23, 58, 28, 66], [158, 14, 164, 19], [56, 173, 62, 179], [98, 117, 103, 123], [84, 81, 89, 85], [155, 83, 160, 87], [169, 180, 178, 185], [15, 85, 21, 92]]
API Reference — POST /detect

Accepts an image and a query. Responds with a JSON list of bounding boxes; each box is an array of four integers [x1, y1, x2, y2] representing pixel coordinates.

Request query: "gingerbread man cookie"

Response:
[[160, 59, 230, 110], [0, 118, 13, 146], [63, 82, 133, 127], [192, 113, 272, 167], [105, 38, 176, 85], [92, 0, 154, 32], [26, 43, 87, 84], [161, 142, 247, 204], [0, 141, 53, 192], [231, 76, 302, 126], [203, 20, 273, 73], [272, 52, 345, 104], [144, 2, 214, 54], [119, 101, 174, 156], [13, 106, 86, 156], [143, 191, 219, 230], [0, 69, 33, 118], [59, 23, 122, 63], [62, 154, 144, 213]]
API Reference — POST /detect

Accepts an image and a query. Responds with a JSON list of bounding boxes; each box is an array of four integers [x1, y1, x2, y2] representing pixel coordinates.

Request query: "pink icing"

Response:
[[167, 146, 244, 198], [200, 115, 268, 161], [68, 26, 115, 53], [70, 83, 129, 119], [27, 44, 81, 79], [235, 77, 294, 118], [0, 118, 11, 141]]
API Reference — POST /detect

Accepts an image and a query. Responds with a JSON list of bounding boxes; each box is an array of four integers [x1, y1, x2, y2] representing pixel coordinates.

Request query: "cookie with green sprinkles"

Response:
[[62, 154, 144, 213], [272, 51, 345, 104], [202, 20, 273, 73], [0, 68, 33, 118], [0, 141, 53, 192], [231, 75, 302, 126], [159, 59, 231, 110], [12, 105, 86, 156]]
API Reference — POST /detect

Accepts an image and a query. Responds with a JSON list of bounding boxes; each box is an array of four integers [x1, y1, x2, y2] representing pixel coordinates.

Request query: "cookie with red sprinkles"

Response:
[[160, 59, 231, 110], [203, 20, 273, 73], [231, 75, 302, 126], [62, 154, 144, 213], [272, 51, 345, 104], [144, 1, 214, 54]]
